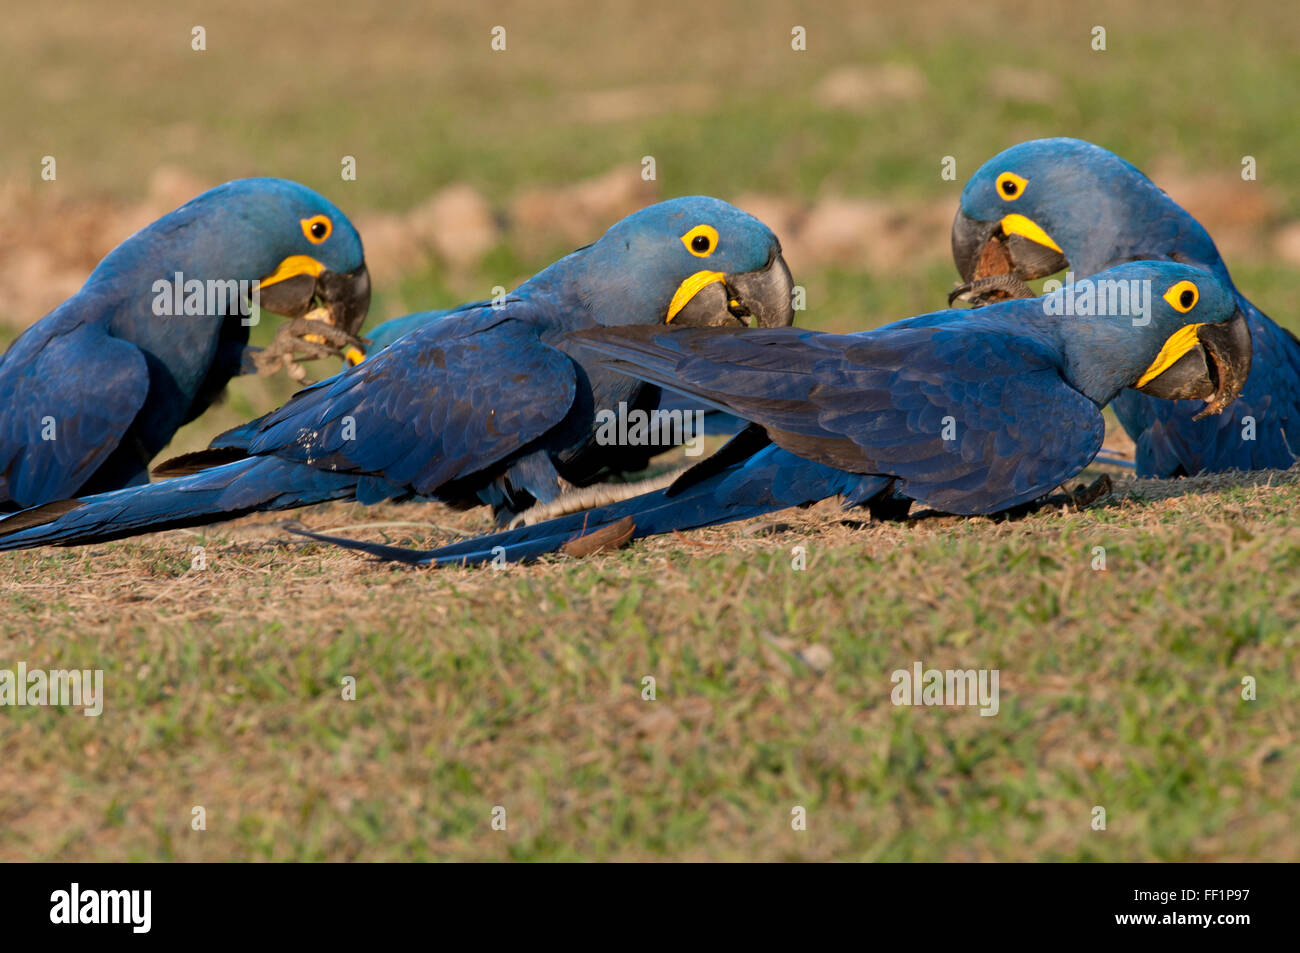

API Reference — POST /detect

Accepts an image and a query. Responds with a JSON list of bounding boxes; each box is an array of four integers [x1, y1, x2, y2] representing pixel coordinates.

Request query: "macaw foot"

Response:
[[866, 492, 913, 522], [1063, 473, 1113, 508], [253, 318, 369, 383], [985, 473, 1114, 522], [947, 273, 1037, 307], [505, 468, 688, 530]]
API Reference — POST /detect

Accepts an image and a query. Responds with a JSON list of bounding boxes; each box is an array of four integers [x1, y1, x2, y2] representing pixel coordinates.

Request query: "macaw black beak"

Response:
[[949, 209, 1069, 305], [313, 265, 372, 339], [1134, 308, 1253, 419], [952, 212, 1004, 284], [257, 262, 372, 339], [667, 251, 795, 328]]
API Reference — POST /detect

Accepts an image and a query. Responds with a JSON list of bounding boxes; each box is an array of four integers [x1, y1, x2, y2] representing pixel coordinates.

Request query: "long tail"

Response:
[[295, 441, 891, 567], [148, 415, 271, 478], [0, 456, 364, 550]]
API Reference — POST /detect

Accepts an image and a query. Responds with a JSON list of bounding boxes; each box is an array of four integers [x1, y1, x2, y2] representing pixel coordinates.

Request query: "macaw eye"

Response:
[[301, 214, 332, 244], [681, 224, 719, 257], [1163, 279, 1199, 313], [996, 172, 1028, 201]]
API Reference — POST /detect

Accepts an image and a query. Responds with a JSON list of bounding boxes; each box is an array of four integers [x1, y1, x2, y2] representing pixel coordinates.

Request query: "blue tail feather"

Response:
[[297, 445, 892, 567], [0, 456, 368, 550]]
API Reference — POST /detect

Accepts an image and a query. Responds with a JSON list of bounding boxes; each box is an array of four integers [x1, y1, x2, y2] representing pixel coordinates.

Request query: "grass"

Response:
[[0, 467, 1297, 860], [1, 0, 1298, 861]]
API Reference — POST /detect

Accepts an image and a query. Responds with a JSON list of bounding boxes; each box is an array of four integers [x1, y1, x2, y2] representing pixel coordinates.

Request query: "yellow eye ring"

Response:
[[681, 224, 719, 257], [301, 214, 333, 244], [996, 172, 1028, 201], [1163, 279, 1199, 313]]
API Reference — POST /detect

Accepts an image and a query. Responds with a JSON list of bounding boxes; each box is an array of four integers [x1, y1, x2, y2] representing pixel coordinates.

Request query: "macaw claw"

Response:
[[949, 273, 1037, 307], [1064, 473, 1113, 508], [253, 315, 369, 382]]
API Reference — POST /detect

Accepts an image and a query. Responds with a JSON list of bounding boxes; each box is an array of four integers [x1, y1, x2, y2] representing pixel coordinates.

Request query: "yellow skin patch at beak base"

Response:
[[259, 255, 326, 288], [999, 214, 1063, 254], [1136, 323, 1206, 388], [666, 270, 726, 323]]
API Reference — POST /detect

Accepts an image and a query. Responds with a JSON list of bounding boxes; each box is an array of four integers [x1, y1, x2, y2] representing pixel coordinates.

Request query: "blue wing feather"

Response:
[[297, 319, 1109, 568], [247, 306, 578, 494], [575, 324, 1103, 514], [0, 302, 149, 507], [0, 301, 584, 547]]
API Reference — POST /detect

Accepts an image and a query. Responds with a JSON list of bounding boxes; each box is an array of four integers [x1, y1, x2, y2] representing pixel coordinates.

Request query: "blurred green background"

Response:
[[4, 5, 1297, 314]]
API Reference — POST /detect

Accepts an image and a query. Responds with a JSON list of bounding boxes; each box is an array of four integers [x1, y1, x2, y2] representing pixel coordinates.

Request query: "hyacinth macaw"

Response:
[[364, 306, 747, 437], [0, 196, 793, 550], [950, 137, 1300, 476], [0, 178, 371, 511], [179, 304, 478, 462], [287, 260, 1252, 566], [365, 306, 477, 349]]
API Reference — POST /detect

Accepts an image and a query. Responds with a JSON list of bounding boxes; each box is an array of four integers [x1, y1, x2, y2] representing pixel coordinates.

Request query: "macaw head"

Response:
[[951, 138, 1225, 301], [569, 196, 794, 329], [1036, 260, 1251, 415], [104, 177, 371, 338]]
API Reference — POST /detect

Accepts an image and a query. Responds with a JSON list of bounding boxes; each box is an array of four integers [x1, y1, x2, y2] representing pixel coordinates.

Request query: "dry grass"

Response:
[[1, 464, 1296, 861]]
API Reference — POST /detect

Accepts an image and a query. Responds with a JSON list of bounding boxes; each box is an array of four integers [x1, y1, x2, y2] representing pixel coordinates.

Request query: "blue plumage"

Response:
[[953, 137, 1300, 476], [297, 260, 1251, 566], [0, 178, 370, 508], [365, 304, 483, 350], [0, 196, 793, 550], [365, 306, 745, 436]]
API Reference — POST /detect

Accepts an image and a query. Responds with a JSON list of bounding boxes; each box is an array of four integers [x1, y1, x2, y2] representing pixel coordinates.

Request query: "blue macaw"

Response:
[[287, 260, 1252, 566], [365, 306, 479, 349], [0, 178, 370, 510], [950, 137, 1300, 476], [174, 305, 478, 465], [365, 305, 747, 436], [0, 197, 793, 550]]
